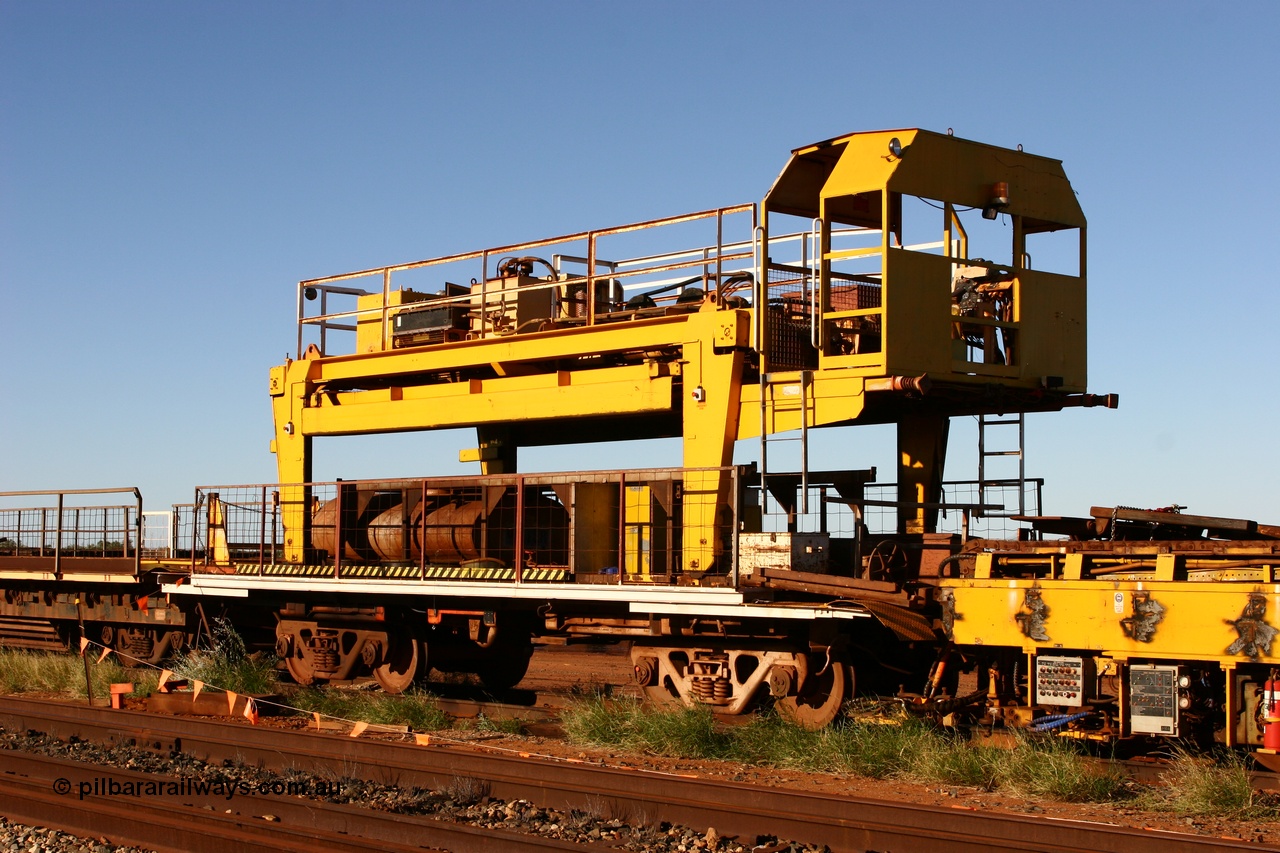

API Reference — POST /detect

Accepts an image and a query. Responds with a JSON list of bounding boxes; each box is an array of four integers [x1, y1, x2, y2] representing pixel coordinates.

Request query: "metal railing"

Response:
[[0, 488, 144, 574], [295, 206, 757, 358], [754, 477, 1044, 541], [190, 467, 740, 583]]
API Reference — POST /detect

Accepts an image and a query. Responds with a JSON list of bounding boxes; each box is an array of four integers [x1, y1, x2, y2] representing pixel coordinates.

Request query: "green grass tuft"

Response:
[[562, 698, 1133, 805], [562, 697, 732, 758], [0, 648, 157, 700], [1148, 747, 1277, 818], [984, 734, 1127, 802], [172, 619, 277, 695], [289, 687, 452, 731]]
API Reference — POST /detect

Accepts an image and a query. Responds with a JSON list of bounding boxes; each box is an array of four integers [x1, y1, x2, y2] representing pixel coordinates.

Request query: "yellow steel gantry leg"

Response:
[[270, 360, 313, 563], [680, 336, 744, 573], [896, 413, 950, 535]]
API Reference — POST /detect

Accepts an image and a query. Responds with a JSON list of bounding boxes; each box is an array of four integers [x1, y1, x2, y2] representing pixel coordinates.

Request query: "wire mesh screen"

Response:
[[765, 265, 818, 371], [862, 479, 1043, 539], [828, 280, 882, 311], [826, 277, 883, 356], [193, 469, 738, 583], [0, 504, 137, 556], [752, 478, 1042, 541], [141, 511, 173, 558]]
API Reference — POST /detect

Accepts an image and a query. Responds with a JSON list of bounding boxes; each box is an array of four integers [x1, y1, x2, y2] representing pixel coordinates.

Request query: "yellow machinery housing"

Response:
[[940, 508, 1280, 749], [269, 128, 1111, 569]]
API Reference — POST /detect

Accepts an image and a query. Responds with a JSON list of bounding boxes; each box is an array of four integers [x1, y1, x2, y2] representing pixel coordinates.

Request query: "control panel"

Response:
[[1129, 664, 1179, 736], [1035, 655, 1094, 707]]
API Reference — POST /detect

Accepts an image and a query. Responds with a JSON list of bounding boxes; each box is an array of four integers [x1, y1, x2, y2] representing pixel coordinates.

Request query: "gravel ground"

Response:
[[0, 816, 153, 853], [0, 727, 827, 853]]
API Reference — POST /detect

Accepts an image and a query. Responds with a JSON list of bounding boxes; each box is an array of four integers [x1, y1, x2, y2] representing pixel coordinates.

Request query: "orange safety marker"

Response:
[[226, 690, 238, 714], [108, 683, 133, 710], [349, 721, 368, 738]]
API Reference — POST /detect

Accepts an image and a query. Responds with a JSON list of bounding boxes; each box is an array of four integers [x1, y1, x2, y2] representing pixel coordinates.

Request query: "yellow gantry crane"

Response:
[[268, 128, 1112, 571]]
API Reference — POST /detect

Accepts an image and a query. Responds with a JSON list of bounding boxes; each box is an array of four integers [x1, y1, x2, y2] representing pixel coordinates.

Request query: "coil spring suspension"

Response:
[[689, 652, 731, 702], [124, 630, 154, 659], [307, 632, 341, 672]]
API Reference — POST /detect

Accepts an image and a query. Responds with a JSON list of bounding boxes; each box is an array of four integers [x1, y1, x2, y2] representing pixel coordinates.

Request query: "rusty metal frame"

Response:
[[0, 487, 144, 577], [191, 466, 739, 581]]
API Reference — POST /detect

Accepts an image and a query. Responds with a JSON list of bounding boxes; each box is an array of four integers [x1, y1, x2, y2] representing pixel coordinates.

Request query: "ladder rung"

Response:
[[981, 450, 1023, 458]]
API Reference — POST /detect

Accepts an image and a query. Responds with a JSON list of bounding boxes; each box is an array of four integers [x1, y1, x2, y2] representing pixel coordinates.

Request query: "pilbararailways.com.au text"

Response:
[[54, 776, 345, 801]]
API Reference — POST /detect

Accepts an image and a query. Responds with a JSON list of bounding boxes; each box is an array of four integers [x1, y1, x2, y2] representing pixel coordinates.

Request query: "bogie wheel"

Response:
[[632, 651, 684, 710], [374, 629, 422, 694], [641, 680, 684, 710], [477, 633, 533, 693], [776, 654, 854, 729], [284, 651, 316, 686]]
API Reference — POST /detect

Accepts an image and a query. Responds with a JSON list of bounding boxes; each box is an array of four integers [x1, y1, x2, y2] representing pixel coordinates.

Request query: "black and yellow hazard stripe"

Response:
[[234, 563, 568, 583]]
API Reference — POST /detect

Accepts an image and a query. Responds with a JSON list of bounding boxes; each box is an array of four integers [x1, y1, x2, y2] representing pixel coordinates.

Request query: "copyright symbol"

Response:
[[53, 778, 71, 795]]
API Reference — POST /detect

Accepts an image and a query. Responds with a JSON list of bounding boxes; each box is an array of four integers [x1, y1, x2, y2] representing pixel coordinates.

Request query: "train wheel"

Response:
[[285, 653, 317, 686], [373, 629, 421, 694], [641, 680, 684, 709], [477, 634, 532, 693], [776, 654, 853, 729], [632, 651, 684, 709]]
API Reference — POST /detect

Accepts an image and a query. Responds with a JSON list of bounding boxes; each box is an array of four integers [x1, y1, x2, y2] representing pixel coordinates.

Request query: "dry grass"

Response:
[[1144, 747, 1278, 818], [0, 648, 157, 699], [563, 698, 1130, 804], [289, 686, 452, 731]]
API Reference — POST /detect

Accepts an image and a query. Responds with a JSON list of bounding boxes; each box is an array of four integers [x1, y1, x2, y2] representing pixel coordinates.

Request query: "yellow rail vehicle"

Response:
[[217, 128, 1111, 726], [942, 509, 1280, 751], [34, 130, 1280, 751]]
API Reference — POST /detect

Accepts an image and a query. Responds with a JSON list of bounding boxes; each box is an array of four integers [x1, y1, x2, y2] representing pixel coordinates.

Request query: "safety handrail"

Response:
[[295, 205, 757, 357], [0, 488, 144, 576]]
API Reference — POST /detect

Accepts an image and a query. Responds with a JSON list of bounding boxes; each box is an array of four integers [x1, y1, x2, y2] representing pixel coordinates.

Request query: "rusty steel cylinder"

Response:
[[311, 491, 401, 562], [318, 489, 569, 566]]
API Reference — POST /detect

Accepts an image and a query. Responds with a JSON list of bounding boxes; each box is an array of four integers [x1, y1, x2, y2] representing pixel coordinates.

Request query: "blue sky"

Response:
[[2, 2, 1277, 523]]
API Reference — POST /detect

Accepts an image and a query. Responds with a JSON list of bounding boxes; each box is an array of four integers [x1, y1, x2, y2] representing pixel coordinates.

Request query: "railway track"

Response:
[[0, 748, 587, 852], [0, 696, 1269, 853]]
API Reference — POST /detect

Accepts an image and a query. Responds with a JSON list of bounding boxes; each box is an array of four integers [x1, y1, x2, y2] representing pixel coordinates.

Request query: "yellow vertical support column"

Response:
[[681, 322, 744, 574], [896, 412, 950, 534], [206, 493, 230, 566], [270, 360, 313, 564]]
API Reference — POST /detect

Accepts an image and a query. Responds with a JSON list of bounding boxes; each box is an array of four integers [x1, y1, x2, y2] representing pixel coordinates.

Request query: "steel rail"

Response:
[[0, 696, 1270, 853], [0, 748, 590, 853]]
